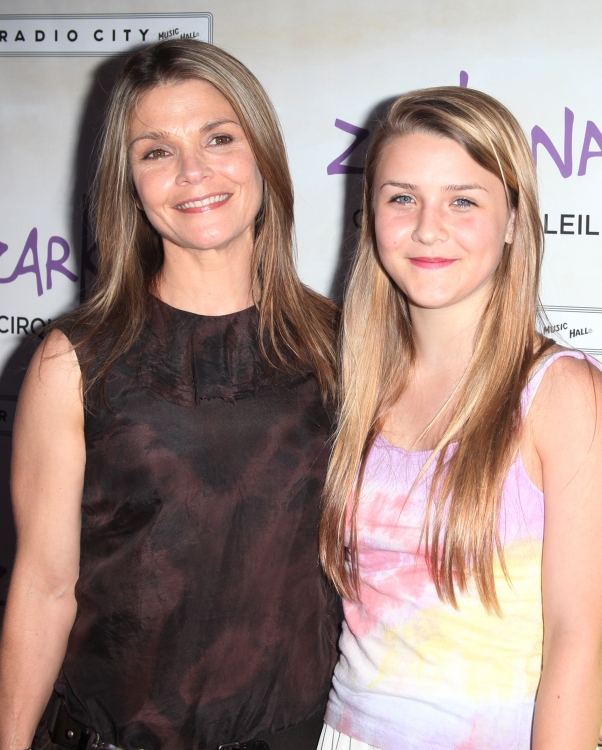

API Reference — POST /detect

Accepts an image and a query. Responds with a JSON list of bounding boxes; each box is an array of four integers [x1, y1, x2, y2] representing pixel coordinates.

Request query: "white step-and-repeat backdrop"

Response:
[[0, 0, 601, 601]]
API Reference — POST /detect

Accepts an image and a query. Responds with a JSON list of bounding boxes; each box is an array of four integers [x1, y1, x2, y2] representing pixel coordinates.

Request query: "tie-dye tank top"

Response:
[[325, 350, 600, 750]]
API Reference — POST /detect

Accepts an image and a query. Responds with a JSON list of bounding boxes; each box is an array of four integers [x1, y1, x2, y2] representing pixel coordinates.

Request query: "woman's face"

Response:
[[373, 132, 515, 312], [128, 79, 263, 257]]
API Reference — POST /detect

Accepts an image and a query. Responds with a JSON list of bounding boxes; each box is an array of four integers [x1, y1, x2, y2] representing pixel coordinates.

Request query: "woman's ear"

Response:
[[133, 191, 143, 210], [505, 208, 517, 245]]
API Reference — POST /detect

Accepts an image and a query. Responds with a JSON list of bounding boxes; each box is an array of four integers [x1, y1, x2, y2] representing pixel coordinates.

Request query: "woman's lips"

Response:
[[409, 257, 457, 269], [174, 193, 231, 213]]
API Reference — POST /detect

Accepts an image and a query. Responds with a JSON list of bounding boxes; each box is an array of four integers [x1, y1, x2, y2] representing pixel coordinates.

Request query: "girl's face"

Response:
[[128, 79, 263, 257], [373, 132, 515, 312]]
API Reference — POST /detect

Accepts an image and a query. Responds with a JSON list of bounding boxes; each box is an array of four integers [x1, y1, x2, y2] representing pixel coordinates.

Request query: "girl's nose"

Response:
[[412, 205, 449, 245]]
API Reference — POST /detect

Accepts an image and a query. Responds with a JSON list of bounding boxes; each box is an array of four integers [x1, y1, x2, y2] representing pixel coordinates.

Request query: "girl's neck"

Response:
[[409, 287, 488, 378], [380, 288, 491, 451]]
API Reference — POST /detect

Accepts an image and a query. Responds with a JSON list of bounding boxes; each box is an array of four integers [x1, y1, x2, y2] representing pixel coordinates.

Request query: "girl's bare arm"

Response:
[[530, 355, 602, 750]]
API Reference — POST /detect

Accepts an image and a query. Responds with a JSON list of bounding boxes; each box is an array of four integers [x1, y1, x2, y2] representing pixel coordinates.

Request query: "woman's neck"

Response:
[[156, 238, 255, 316]]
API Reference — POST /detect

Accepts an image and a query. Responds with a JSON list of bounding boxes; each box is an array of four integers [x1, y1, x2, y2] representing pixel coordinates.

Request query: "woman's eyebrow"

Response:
[[128, 130, 172, 149], [199, 118, 238, 133], [128, 119, 240, 150]]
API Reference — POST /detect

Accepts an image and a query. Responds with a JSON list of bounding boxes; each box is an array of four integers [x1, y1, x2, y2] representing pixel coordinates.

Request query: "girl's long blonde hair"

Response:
[[58, 39, 336, 401], [320, 86, 553, 613]]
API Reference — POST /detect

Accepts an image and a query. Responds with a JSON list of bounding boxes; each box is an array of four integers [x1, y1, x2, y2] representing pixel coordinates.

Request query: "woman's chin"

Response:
[[165, 232, 251, 256]]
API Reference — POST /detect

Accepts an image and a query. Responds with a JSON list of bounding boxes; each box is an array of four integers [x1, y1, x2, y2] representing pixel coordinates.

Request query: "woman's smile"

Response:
[[174, 193, 232, 212]]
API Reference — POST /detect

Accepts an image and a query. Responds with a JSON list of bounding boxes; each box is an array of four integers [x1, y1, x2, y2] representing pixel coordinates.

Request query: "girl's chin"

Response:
[[405, 292, 469, 310]]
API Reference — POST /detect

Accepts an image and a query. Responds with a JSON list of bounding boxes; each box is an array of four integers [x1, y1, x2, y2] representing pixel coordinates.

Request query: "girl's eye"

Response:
[[210, 134, 233, 146], [392, 195, 414, 205], [143, 148, 170, 160], [453, 197, 475, 208]]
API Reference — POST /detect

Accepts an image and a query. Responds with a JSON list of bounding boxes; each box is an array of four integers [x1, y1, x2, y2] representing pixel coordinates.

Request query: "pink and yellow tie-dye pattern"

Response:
[[325, 351, 600, 750]]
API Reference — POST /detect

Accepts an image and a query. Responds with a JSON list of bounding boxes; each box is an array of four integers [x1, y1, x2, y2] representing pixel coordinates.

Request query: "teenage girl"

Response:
[[318, 87, 602, 750]]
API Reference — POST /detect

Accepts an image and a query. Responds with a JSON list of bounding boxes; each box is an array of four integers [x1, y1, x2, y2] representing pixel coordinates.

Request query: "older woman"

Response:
[[0, 40, 339, 750]]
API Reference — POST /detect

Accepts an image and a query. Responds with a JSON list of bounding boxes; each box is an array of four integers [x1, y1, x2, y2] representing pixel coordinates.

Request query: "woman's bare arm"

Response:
[[529, 355, 602, 750], [0, 330, 85, 750]]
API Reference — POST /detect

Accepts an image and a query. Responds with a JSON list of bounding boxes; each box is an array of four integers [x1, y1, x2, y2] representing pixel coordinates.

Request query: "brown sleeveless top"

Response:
[[53, 296, 340, 750]]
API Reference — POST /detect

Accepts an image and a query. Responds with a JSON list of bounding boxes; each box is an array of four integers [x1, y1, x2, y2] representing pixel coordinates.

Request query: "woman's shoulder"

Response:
[[17, 327, 82, 423], [300, 285, 340, 331], [32, 327, 81, 378], [286, 286, 339, 402]]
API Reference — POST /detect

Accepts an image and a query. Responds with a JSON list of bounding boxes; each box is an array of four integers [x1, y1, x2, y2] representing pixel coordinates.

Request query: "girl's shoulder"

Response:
[[519, 345, 602, 492], [526, 345, 602, 440], [529, 344, 601, 391]]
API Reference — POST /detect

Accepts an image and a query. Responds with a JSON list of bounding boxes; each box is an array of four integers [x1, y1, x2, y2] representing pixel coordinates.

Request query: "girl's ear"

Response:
[[505, 208, 517, 245]]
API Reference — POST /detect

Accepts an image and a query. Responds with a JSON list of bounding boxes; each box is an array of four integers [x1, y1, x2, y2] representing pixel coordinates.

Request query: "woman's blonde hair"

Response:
[[59, 39, 336, 400], [320, 86, 553, 613]]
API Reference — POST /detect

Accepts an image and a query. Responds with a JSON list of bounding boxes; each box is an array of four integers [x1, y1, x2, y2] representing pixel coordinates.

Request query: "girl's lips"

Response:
[[174, 193, 231, 213], [409, 257, 457, 269]]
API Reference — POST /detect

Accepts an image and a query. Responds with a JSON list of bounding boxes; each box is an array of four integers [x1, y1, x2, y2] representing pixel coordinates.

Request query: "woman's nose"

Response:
[[412, 204, 449, 245], [175, 148, 212, 186]]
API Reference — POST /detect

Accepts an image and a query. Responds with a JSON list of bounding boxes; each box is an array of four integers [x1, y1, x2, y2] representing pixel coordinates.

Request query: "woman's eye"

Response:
[[210, 134, 233, 146], [453, 197, 475, 208], [392, 195, 414, 205], [143, 148, 170, 160]]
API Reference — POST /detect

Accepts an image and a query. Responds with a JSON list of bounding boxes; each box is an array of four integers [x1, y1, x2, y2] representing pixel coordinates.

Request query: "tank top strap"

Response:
[[521, 349, 602, 417]]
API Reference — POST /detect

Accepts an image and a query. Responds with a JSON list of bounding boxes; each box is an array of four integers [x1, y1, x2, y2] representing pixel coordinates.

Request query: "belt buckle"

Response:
[[218, 744, 241, 750], [48, 704, 90, 750]]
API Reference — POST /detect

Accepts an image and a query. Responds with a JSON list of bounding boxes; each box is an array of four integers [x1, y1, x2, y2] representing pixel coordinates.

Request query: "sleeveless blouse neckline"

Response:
[[132, 295, 300, 406]]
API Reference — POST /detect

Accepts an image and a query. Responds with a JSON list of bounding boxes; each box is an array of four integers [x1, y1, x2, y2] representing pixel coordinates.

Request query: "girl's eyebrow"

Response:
[[443, 183, 487, 192], [381, 181, 487, 193], [380, 181, 417, 190]]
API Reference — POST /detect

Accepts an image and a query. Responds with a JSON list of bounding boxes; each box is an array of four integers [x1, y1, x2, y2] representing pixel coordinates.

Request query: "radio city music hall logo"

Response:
[[0, 14, 212, 55], [0, 26, 200, 45], [543, 321, 593, 340]]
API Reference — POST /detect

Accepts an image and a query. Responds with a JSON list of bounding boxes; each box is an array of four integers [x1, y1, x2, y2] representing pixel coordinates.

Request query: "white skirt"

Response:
[[317, 722, 602, 750], [317, 724, 380, 750]]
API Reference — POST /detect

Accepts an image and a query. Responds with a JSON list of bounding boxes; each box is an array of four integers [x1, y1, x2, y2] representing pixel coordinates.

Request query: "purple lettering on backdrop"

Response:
[[46, 236, 78, 290], [0, 228, 43, 296], [327, 119, 370, 175], [460, 71, 469, 87], [577, 120, 602, 176], [531, 107, 574, 178]]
